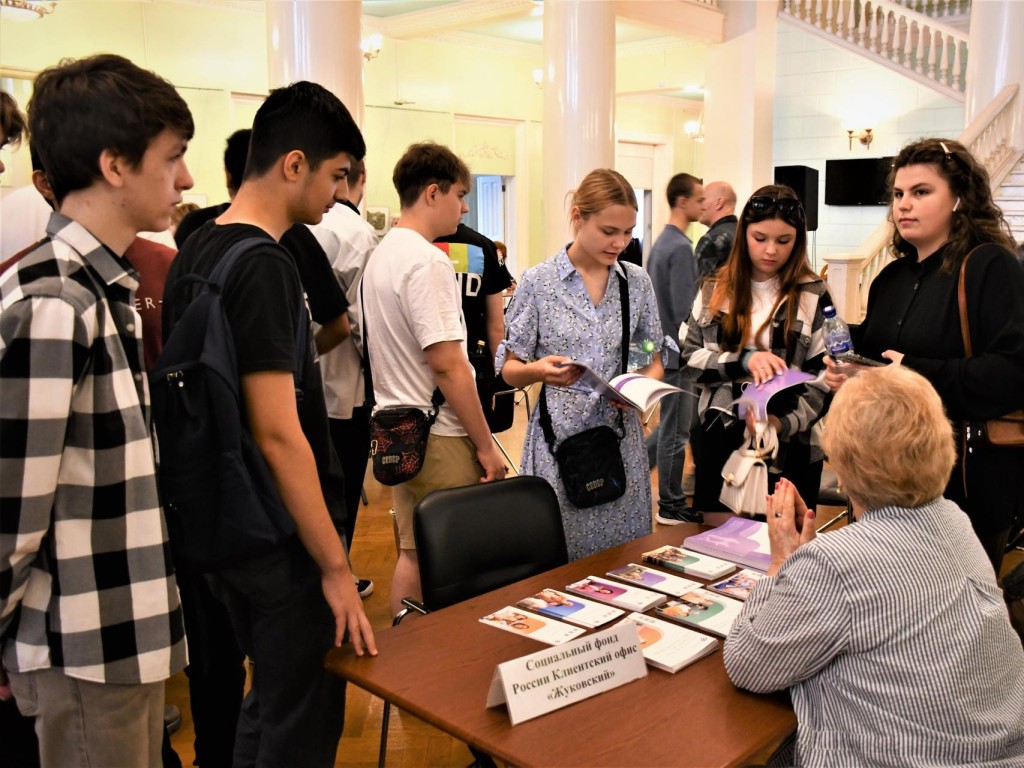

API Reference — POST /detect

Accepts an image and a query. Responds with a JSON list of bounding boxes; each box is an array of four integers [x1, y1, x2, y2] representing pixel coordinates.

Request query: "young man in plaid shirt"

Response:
[[0, 55, 192, 766]]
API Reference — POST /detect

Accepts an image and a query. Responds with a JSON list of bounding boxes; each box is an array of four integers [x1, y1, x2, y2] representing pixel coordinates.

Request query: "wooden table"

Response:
[[325, 524, 795, 768]]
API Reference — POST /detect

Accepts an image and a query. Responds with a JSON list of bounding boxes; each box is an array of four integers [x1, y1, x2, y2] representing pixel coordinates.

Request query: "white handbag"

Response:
[[719, 421, 778, 517]]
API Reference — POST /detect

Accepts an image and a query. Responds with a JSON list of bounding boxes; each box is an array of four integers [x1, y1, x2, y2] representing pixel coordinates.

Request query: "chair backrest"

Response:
[[413, 475, 568, 610]]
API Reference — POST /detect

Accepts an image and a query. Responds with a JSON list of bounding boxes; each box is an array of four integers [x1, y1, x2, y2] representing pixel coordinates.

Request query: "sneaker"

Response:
[[164, 704, 182, 735], [656, 508, 704, 526], [355, 578, 374, 599]]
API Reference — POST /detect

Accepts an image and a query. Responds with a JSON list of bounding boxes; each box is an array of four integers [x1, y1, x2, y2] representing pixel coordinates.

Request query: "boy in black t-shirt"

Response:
[[163, 82, 376, 768]]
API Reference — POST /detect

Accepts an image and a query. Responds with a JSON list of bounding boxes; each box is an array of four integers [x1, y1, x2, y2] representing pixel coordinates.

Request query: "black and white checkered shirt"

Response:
[[1, 213, 186, 684]]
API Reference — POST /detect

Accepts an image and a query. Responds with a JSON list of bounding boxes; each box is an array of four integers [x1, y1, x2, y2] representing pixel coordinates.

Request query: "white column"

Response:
[[701, 0, 777, 204], [965, 0, 1024, 148], [541, 0, 616, 260], [265, 0, 364, 128]]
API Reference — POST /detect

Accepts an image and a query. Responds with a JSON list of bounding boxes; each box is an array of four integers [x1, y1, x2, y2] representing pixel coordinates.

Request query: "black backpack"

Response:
[[151, 237, 304, 571]]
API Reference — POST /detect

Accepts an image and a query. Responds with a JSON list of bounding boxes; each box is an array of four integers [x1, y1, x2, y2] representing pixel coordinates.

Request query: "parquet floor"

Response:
[[166, 387, 1023, 767]]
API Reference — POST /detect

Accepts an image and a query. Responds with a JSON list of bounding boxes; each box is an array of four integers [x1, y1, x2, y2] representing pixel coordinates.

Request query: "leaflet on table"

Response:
[[641, 545, 737, 580], [479, 607, 587, 645], [558, 360, 687, 411], [733, 368, 818, 421], [682, 516, 772, 572], [515, 588, 624, 628], [605, 563, 703, 597], [707, 569, 765, 601], [654, 589, 745, 638], [614, 613, 719, 674], [564, 576, 666, 612]]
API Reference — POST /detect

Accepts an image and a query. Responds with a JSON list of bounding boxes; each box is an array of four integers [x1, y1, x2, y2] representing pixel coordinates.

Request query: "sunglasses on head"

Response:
[[747, 195, 805, 220]]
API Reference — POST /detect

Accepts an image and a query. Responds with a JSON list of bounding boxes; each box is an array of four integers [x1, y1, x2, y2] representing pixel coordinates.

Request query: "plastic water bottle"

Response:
[[628, 339, 656, 371], [822, 305, 854, 357]]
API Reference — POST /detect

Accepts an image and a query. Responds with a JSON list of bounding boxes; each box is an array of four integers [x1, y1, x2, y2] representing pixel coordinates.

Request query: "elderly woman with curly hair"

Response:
[[724, 365, 1024, 767]]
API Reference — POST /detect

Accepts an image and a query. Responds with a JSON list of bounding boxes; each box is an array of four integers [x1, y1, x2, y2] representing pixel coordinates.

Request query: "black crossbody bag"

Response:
[[361, 281, 445, 486], [538, 272, 629, 508]]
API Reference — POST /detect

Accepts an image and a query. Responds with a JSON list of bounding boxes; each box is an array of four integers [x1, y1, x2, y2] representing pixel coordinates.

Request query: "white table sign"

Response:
[[485, 623, 647, 725]]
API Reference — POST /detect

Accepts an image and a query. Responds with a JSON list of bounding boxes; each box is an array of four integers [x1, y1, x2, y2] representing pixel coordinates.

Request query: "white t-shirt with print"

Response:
[[360, 226, 470, 436]]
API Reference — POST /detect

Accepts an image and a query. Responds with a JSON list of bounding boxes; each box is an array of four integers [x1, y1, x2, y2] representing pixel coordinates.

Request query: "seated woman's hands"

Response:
[[746, 350, 788, 386], [765, 478, 816, 577]]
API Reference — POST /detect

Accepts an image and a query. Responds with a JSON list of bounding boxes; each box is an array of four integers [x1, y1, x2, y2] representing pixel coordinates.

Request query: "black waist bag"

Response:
[[369, 398, 439, 486], [552, 420, 627, 508]]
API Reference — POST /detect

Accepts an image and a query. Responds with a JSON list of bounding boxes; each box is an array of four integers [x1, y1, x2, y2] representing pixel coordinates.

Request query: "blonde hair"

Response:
[[568, 168, 637, 234], [822, 366, 955, 510]]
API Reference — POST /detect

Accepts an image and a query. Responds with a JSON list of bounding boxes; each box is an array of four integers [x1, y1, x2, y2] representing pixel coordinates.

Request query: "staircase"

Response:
[[997, 160, 1024, 244], [779, 0, 968, 101], [779, 0, 1024, 319]]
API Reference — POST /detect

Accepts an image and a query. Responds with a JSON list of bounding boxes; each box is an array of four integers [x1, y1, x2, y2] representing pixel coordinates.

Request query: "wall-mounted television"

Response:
[[824, 157, 894, 206]]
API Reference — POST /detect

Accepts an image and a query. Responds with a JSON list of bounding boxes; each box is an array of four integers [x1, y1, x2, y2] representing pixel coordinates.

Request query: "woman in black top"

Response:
[[825, 138, 1024, 572]]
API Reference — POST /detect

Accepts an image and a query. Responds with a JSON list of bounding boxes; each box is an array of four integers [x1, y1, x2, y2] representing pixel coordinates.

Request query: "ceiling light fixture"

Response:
[[0, 0, 56, 21]]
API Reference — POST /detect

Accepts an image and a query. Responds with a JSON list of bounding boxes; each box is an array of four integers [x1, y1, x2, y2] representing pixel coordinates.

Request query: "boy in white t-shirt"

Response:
[[361, 142, 506, 617]]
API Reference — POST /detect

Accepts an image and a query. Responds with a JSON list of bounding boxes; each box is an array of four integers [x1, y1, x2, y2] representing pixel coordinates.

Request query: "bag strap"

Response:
[[359, 278, 445, 420], [956, 246, 984, 358], [539, 269, 630, 451], [209, 237, 308, 390], [956, 245, 986, 495]]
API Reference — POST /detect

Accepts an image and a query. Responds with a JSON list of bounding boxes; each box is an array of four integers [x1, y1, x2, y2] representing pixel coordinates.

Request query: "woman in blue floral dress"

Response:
[[498, 169, 664, 560]]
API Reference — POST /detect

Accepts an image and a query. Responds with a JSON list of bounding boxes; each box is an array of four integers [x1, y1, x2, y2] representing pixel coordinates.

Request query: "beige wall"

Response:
[[0, 1, 701, 270]]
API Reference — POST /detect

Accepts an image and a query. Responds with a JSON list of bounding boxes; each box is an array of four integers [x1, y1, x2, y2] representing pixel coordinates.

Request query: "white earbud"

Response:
[[953, 198, 961, 212]]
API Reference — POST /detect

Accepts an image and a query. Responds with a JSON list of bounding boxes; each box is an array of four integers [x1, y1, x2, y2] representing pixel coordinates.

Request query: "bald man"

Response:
[[695, 181, 737, 279]]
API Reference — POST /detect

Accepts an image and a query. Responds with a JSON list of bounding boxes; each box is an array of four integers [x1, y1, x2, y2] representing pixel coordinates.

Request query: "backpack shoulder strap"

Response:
[[206, 235, 308, 387]]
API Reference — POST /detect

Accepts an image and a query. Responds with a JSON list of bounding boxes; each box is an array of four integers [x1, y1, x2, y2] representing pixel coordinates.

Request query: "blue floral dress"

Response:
[[498, 249, 662, 560]]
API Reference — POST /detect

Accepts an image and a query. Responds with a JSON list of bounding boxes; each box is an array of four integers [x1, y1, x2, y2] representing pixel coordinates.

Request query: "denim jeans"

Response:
[[645, 368, 693, 514]]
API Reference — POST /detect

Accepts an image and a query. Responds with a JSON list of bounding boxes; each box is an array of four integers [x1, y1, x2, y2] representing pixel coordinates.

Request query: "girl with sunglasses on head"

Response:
[[682, 184, 833, 513], [824, 138, 1024, 572]]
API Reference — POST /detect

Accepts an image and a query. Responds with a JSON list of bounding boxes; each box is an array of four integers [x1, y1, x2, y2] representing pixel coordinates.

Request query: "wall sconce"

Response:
[[0, 0, 56, 20], [532, 68, 543, 89], [361, 33, 383, 62], [847, 128, 874, 150], [684, 119, 704, 144]]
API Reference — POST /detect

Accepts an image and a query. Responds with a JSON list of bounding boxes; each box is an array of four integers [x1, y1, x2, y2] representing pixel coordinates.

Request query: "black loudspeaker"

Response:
[[774, 165, 819, 232]]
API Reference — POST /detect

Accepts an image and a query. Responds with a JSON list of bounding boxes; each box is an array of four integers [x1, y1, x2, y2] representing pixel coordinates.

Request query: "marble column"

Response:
[[701, 0, 777, 204], [965, 0, 1024, 148], [265, 0, 364, 128], [541, 0, 616, 259]]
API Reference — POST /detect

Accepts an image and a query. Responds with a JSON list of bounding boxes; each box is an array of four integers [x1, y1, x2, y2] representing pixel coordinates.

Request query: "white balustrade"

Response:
[[779, 0, 968, 95]]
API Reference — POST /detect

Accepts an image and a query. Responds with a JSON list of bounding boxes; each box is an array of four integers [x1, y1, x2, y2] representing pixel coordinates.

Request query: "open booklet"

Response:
[[561, 361, 688, 411], [734, 368, 818, 421]]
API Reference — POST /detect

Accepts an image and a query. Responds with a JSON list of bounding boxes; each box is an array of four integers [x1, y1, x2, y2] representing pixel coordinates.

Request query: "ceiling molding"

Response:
[[159, 0, 262, 14], [617, 92, 703, 114], [420, 30, 538, 57], [379, 0, 535, 39], [617, 36, 701, 56], [614, 0, 724, 44]]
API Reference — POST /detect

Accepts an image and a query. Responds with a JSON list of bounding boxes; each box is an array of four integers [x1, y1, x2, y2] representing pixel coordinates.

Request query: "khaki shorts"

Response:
[[392, 434, 483, 550]]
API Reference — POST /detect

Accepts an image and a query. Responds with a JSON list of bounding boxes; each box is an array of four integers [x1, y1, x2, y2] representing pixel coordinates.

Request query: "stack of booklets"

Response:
[[682, 516, 772, 572], [564, 576, 666, 611], [605, 563, 702, 597], [640, 545, 737, 580], [707, 569, 765, 601], [514, 589, 624, 628], [654, 589, 745, 638], [615, 613, 719, 673], [479, 607, 587, 644]]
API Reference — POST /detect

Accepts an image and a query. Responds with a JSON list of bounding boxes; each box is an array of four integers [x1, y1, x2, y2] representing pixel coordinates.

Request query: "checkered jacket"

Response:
[[0, 213, 186, 684], [681, 276, 832, 465]]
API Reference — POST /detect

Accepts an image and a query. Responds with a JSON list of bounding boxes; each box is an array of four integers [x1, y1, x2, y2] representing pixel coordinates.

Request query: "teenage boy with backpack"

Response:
[[162, 81, 376, 768], [0, 54, 191, 767]]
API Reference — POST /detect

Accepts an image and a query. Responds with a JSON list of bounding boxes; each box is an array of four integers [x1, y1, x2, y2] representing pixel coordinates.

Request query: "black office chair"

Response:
[[816, 467, 852, 532], [379, 475, 568, 767]]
